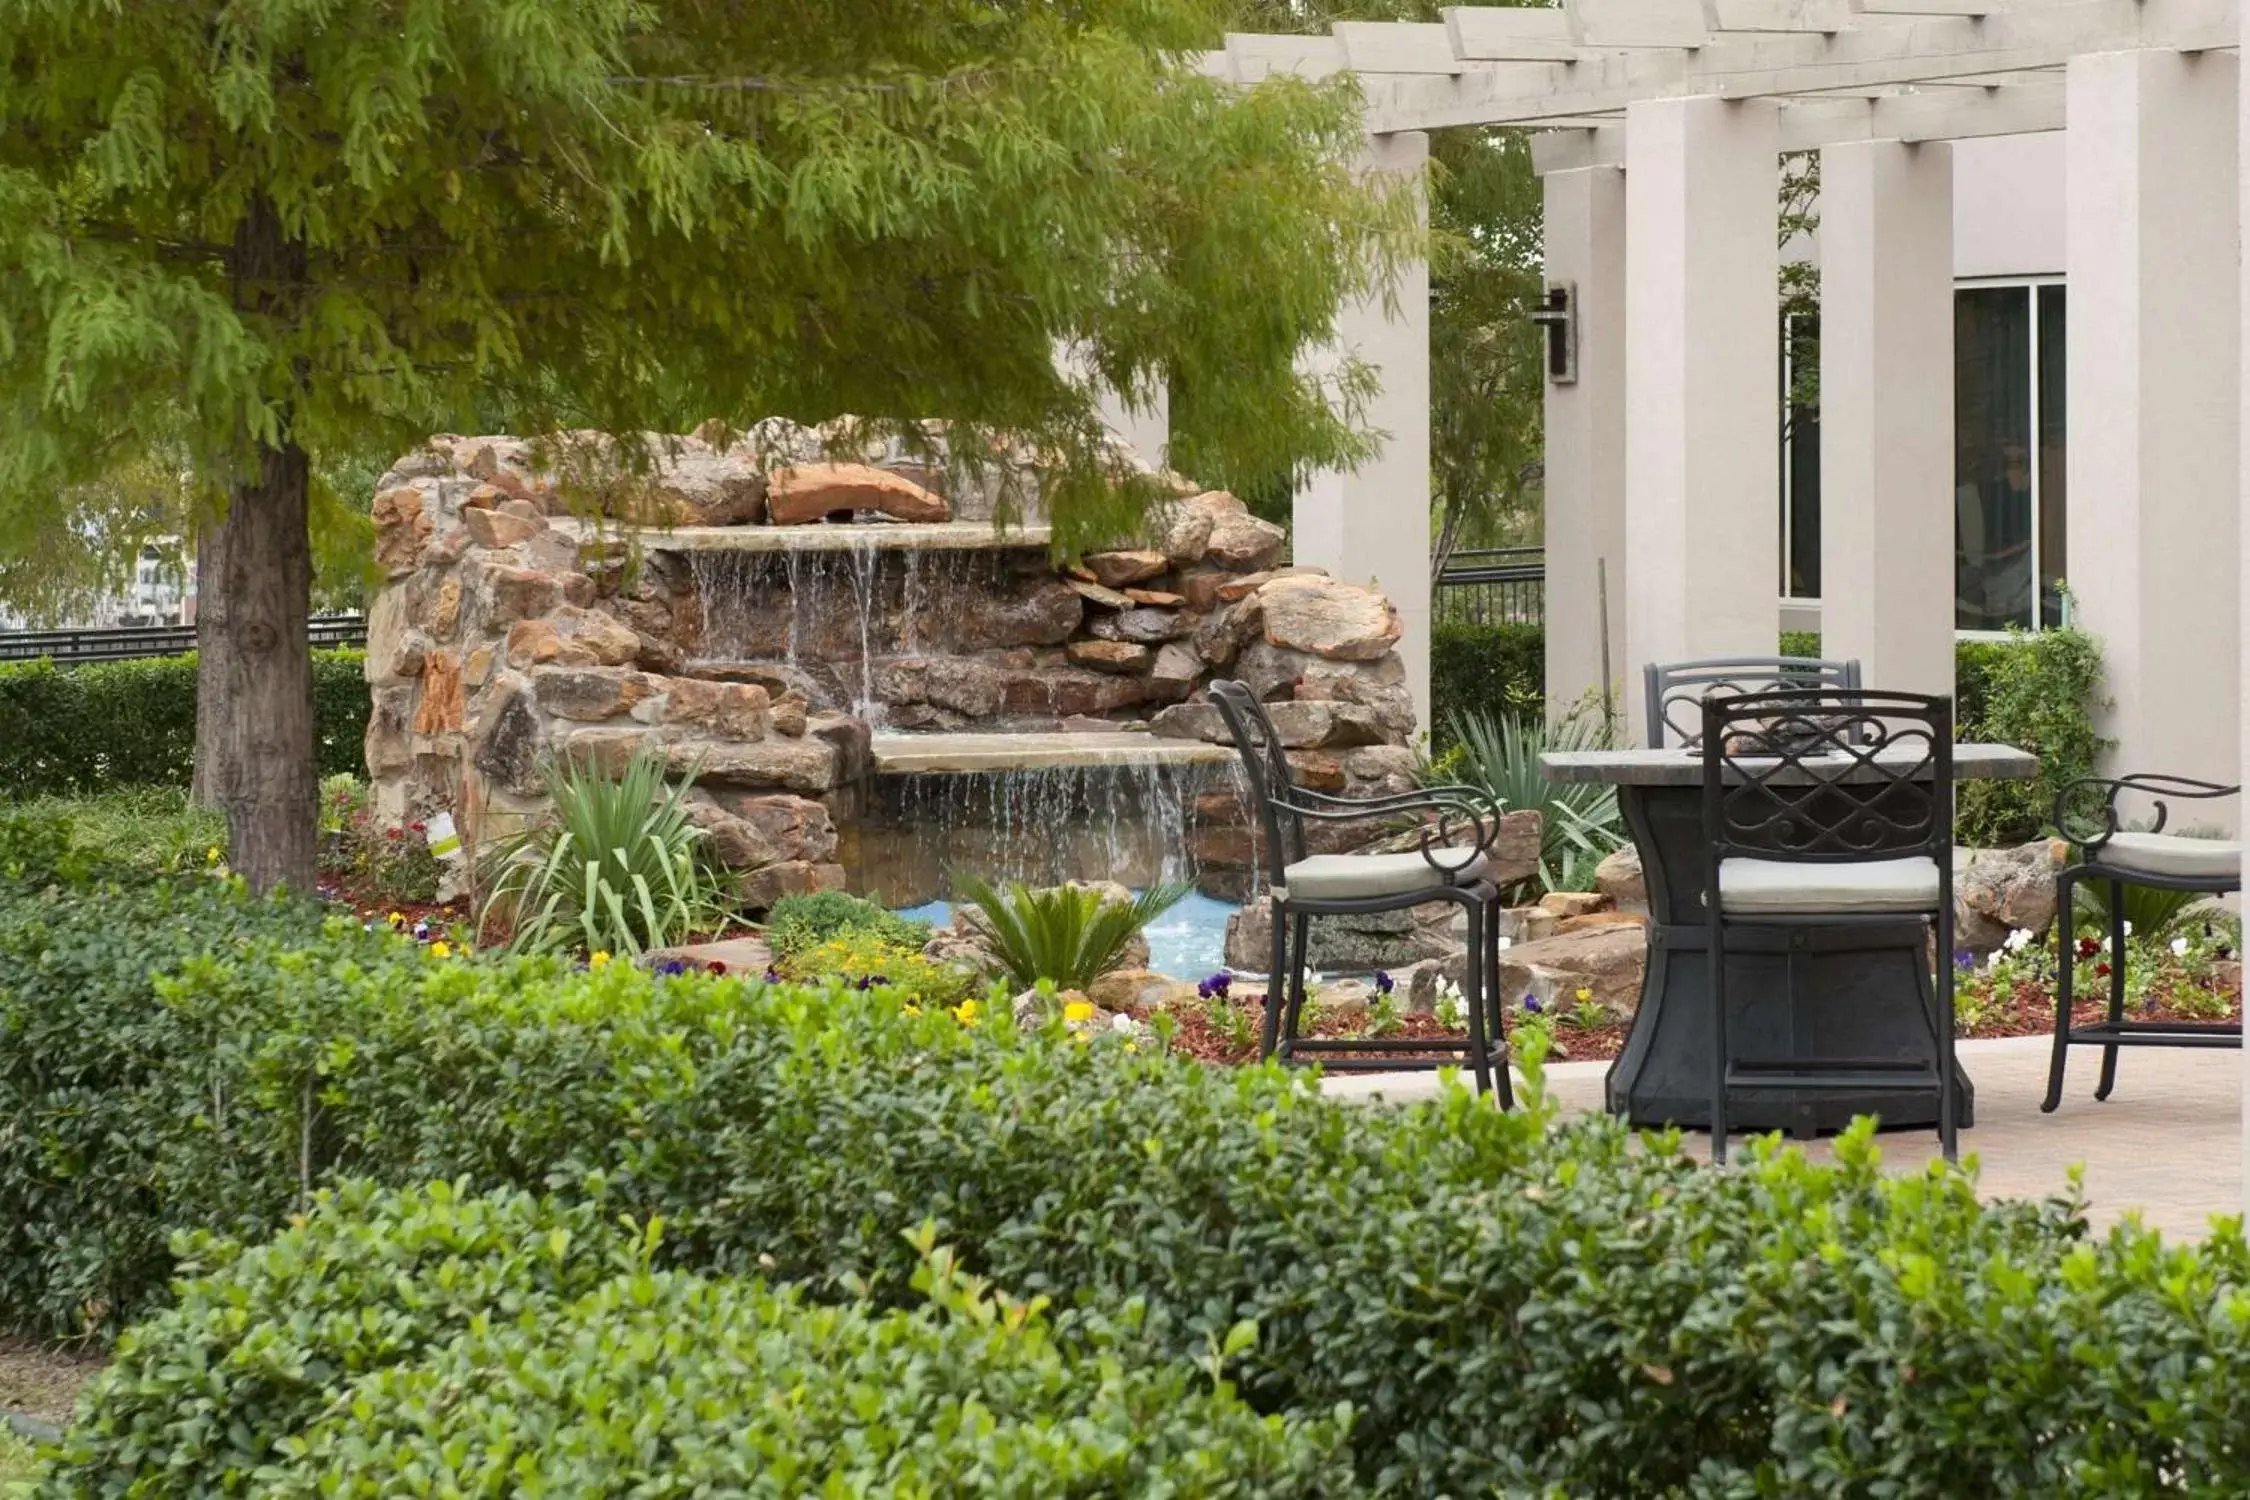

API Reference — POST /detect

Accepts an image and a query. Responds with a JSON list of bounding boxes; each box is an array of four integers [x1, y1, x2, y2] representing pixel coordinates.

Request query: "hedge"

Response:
[[1429, 619, 1542, 732], [12, 871, 2250, 1495], [0, 649, 367, 798], [46, 1183, 1343, 1498]]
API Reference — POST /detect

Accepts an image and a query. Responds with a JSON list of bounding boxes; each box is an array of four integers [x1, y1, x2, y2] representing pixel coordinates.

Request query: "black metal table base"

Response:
[[1602, 786, 1973, 1137]]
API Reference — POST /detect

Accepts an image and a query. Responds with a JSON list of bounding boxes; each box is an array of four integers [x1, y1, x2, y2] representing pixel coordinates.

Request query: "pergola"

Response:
[[1175, 0, 2239, 824]]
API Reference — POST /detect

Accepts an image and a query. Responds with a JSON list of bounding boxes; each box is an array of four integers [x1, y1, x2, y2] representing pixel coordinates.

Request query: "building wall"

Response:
[[1952, 133, 2065, 279]]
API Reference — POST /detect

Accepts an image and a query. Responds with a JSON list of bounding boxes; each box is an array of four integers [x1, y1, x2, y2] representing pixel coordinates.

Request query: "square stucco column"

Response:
[[1096, 381, 1167, 472], [1818, 139, 1955, 700], [2069, 49, 2240, 797], [1295, 131, 1432, 729], [1624, 97, 1781, 742], [1542, 163, 1629, 726]]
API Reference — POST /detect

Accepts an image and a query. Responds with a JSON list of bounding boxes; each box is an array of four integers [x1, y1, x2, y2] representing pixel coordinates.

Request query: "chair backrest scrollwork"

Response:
[[1646, 656, 1862, 750], [1700, 688, 1952, 867], [1209, 679, 1308, 872]]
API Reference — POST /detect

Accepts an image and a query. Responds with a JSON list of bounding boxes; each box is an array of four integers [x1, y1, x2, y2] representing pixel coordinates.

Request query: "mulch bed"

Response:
[[0, 1337, 101, 1429], [1140, 986, 2243, 1069]]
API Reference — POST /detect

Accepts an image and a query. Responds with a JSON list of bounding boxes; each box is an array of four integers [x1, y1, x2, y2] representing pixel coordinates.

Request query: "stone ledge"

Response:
[[870, 731, 1238, 775], [551, 518, 1054, 553]]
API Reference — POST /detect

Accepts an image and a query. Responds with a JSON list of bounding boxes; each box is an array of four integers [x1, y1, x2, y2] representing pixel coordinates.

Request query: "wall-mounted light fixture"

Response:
[[1530, 280, 1577, 385]]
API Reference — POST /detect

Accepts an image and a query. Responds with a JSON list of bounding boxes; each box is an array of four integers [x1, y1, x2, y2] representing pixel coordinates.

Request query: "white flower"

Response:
[[1497, 936, 1513, 951], [1111, 1012, 1137, 1035], [2004, 928, 2033, 952], [1986, 949, 2005, 969], [2124, 921, 2135, 938], [2171, 936, 2191, 958]]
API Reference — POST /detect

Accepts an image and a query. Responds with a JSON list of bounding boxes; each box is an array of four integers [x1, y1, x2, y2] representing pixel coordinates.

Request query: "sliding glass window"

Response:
[[1955, 281, 2067, 631]]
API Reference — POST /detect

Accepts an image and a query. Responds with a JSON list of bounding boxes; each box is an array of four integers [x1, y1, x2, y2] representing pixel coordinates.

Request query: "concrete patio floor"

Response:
[[1322, 1035, 2242, 1241]]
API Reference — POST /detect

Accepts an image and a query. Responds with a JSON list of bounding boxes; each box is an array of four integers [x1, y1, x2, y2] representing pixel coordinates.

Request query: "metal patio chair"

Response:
[[2042, 774, 2242, 1112], [1646, 656, 1863, 749], [1209, 679, 1511, 1102], [1701, 688, 1960, 1164]]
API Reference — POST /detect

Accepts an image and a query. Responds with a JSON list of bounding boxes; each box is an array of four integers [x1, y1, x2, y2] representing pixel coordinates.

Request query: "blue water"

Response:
[[896, 889, 1239, 982]]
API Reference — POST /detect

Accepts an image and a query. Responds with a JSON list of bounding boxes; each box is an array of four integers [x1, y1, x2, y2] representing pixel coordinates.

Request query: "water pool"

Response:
[[896, 888, 1239, 983]]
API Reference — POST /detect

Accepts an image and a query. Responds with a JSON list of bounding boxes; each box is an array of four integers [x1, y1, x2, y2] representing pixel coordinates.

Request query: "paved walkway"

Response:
[[1322, 1035, 2242, 1241]]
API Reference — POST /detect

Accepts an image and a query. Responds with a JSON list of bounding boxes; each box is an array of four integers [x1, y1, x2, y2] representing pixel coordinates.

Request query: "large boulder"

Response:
[[1496, 923, 1649, 1021], [1256, 575, 1404, 662], [1954, 839, 2066, 952]]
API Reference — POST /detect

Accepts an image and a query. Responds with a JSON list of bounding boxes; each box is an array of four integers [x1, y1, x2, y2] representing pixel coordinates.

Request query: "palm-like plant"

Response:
[[481, 749, 728, 957], [1435, 705, 1625, 895], [953, 876, 1191, 991]]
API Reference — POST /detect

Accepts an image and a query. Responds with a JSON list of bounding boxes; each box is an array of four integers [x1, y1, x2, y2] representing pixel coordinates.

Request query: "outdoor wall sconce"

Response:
[[1531, 280, 1577, 385]]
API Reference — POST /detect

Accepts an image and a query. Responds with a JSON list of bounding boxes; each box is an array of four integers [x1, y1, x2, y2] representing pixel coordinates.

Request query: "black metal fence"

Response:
[[1434, 547, 1544, 628], [0, 615, 368, 667]]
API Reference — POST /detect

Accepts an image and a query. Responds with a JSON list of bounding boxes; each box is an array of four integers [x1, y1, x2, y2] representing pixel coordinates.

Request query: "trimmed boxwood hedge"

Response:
[[9, 872, 2250, 1495], [0, 649, 367, 798]]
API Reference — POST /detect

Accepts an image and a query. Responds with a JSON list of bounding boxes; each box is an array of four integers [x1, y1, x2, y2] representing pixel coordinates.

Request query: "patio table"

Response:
[[1541, 743, 2038, 1135]]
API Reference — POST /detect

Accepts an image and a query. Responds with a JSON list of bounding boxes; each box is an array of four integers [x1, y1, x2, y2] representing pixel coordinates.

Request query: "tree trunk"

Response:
[[199, 442, 317, 893], [198, 194, 317, 893], [189, 534, 220, 806]]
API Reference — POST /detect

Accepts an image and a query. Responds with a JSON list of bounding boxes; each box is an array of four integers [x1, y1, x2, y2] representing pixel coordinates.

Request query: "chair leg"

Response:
[[1708, 909, 1729, 1167], [2097, 879, 2127, 1102], [1485, 895, 1514, 1111], [1462, 901, 1492, 1099], [1935, 903, 1958, 1164], [1284, 911, 1312, 1048], [2043, 870, 2077, 1114], [1259, 902, 1287, 1061]]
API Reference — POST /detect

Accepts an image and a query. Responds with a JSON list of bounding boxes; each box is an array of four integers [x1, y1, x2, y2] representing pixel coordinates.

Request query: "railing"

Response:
[[1434, 547, 1544, 628], [0, 615, 368, 666]]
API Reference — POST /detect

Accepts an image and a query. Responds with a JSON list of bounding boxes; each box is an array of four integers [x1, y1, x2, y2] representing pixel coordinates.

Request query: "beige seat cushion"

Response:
[[2094, 832, 2241, 883], [1277, 848, 1491, 903], [1718, 856, 1941, 915]]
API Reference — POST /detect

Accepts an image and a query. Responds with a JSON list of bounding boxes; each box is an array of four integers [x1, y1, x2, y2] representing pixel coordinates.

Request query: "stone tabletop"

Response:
[[1540, 743, 2038, 787]]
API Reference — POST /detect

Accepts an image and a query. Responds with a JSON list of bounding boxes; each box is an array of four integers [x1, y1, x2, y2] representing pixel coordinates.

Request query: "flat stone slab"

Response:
[[552, 518, 1052, 553], [648, 935, 773, 973], [871, 731, 1237, 775], [1542, 743, 2037, 787]]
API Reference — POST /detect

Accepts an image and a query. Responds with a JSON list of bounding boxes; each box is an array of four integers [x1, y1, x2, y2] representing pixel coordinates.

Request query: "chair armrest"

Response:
[[2054, 773, 2241, 855], [1271, 783, 1506, 871]]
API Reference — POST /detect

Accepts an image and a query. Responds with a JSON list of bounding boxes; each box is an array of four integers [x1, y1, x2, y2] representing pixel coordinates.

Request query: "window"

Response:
[[1773, 283, 2068, 631], [1779, 313, 1821, 600], [1954, 280, 2066, 631]]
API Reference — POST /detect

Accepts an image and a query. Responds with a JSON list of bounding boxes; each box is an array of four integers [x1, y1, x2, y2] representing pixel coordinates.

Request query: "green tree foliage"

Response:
[[0, 0, 1412, 890], [1208, 0, 1546, 564]]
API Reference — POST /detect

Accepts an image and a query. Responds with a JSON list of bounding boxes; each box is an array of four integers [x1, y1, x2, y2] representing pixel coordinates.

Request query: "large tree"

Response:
[[0, 0, 1412, 891]]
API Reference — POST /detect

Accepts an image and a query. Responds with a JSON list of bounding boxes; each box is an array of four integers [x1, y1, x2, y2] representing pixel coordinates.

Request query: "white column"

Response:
[[1542, 163, 1629, 728], [1818, 139, 1956, 700], [1623, 97, 1781, 743], [1095, 382, 1168, 473], [1295, 130, 1433, 729], [2068, 49, 2240, 797], [2239, 0, 2250, 1203]]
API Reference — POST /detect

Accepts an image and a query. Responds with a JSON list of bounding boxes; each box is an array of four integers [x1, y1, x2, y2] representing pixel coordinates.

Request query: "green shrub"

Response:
[[765, 888, 930, 959], [954, 876, 1190, 990], [18, 877, 2250, 1495], [48, 1187, 1343, 1500], [1778, 628, 1823, 658], [0, 649, 366, 799], [1954, 626, 2109, 847], [2, 788, 225, 880], [1430, 619, 1542, 731], [777, 928, 977, 1013], [1432, 703, 1623, 894], [482, 749, 729, 956]]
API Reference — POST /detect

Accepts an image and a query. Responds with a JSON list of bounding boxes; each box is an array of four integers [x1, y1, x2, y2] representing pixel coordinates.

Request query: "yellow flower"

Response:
[[387, 911, 405, 928], [903, 1004, 922, 1017], [205, 846, 221, 864], [1063, 1000, 1096, 1024], [1575, 987, 1592, 1003], [429, 941, 452, 959], [953, 998, 982, 1027], [589, 951, 611, 968]]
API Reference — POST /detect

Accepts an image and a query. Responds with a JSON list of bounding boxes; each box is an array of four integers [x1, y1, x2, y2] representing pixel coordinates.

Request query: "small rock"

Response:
[[462, 506, 543, 549], [765, 462, 949, 524], [1256, 575, 1404, 662], [1538, 891, 1612, 919], [1206, 508, 1287, 570], [1065, 577, 1134, 609], [1068, 639, 1154, 674], [1088, 968, 1196, 1011], [1083, 550, 1167, 588], [1149, 642, 1202, 697], [1556, 910, 1648, 937], [1124, 588, 1187, 607], [1090, 606, 1192, 645], [1595, 847, 1647, 913], [1496, 924, 1648, 1020]]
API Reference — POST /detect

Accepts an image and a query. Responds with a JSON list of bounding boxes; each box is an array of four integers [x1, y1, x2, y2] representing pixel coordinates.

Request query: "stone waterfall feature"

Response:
[[362, 428, 1430, 910]]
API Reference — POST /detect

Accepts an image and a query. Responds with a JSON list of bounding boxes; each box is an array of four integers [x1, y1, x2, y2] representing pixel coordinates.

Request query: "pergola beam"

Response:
[[1361, 0, 2235, 131]]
